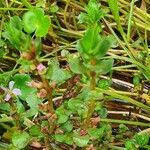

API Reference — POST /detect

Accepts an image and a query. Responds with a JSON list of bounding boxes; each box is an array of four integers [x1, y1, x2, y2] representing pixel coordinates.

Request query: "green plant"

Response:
[[0, 0, 150, 149]]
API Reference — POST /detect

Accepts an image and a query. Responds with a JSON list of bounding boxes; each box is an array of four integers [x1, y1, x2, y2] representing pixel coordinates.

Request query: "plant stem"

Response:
[[97, 88, 150, 112], [85, 60, 97, 128], [41, 78, 55, 114], [100, 118, 150, 127], [0, 117, 13, 123], [108, 145, 126, 150], [0, 8, 27, 11]]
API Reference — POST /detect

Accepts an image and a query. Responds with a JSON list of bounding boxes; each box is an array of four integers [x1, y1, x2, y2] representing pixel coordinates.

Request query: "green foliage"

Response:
[[76, 24, 113, 75], [55, 133, 73, 145], [88, 127, 104, 139], [119, 124, 129, 133], [133, 74, 140, 86], [73, 131, 89, 147], [12, 131, 30, 149], [107, 0, 122, 33], [50, 4, 59, 13], [13, 74, 37, 101], [1, 0, 148, 149], [29, 125, 43, 138], [61, 121, 73, 132], [56, 106, 71, 124], [68, 55, 85, 74], [135, 134, 149, 148], [78, 0, 104, 25], [2, 16, 31, 51], [77, 25, 112, 60], [125, 140, 137, 150], [46, 59, 71, 84], [23, 8, 50, 37], [98, 107, 108, 118], [98, 79, 110, 89]]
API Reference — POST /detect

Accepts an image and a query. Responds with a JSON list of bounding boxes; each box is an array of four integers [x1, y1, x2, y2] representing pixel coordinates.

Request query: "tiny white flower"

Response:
[[1, 81, 21, 101]]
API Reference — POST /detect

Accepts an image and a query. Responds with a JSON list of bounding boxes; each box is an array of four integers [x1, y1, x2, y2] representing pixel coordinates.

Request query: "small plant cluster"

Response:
[[0, 0, 150, 150]]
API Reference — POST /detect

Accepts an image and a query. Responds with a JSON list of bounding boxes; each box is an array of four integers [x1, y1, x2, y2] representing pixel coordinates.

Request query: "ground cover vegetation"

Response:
[[0, 0, 150, 149]]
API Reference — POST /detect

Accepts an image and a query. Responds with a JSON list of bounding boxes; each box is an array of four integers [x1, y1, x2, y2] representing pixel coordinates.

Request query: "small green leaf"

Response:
[[23, 10, 37, 33], [88, 127, 104, 139], [56, 106, 71, 124], [98, 108, 108, 118], [68, 55, 85, 74], [135, 134, 149, 148], [12, 131, 30, 149], [61, 121, 73, 132], [68, 99, 83, 112], [97, 59, 113, 74], [86, 0, 103, 24], [86, 59, 113, 74], [2, 16, 31, 51], [73, 132, 89, 147], [77, 25, 101, 57], [46, 59, 71, 84], [0, 103, 10, 112], [119, 124, 129, 133], [29, 125, 43, 137], [98, 79, 110, 89], [94, 36, 113, 59], [55, 134, 66, 143], [133, 74, 140, 86], [78, 0, 104, 25], [125, 140, 136, 150], [57, 114, 69, 124], [16, 99, 25, 114], [78, 13, 89, 24], [55, 133, 73, 145], [23, 8, 50, 37], [26, 94, 42, 110], [50, 4, 59, 13]]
